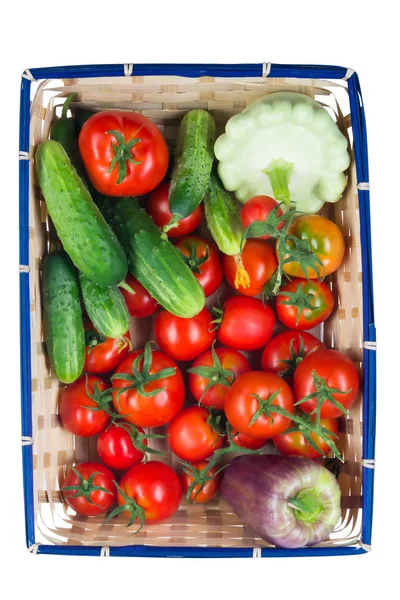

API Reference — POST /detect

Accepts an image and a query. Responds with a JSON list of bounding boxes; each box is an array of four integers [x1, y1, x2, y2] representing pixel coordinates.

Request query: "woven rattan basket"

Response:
[[19, 63, 376, 558]]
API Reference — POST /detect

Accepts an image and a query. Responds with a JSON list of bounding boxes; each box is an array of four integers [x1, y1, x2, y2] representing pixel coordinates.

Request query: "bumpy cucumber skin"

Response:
[[79, 273, 130, 338], [205, 174, 244, 256], [42, 252, 85, 384], [168, 109, 216, 219], [97, 196, 205, 318], [35, 140, 128, 287]]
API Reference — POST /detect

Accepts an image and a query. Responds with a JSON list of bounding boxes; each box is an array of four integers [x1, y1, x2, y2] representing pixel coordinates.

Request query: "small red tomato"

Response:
[[261, 330, 325, 379], [230, 430, 268, 450], [175, 236, 223, 297], [273, 416, 340, 459], [59, 375, 111, 437], [120, 273, 160, 318], [168, 406, 224, 461], [180, 461, 222, 504], [84, 321, 131, 374], [62, 462, 116, 516], [276, 279, 335, 330], [147, 181, 203, 238], [97, 422, 148, 471], [155, 307, 215, 362], [216, 296, 276, 351], [188, 345, 251, 410], [223, 239, 278, 297], [241, 195, 284, 239]]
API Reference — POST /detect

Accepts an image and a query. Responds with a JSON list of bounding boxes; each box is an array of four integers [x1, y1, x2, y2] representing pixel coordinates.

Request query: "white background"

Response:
[[0, 1, 398, 597]]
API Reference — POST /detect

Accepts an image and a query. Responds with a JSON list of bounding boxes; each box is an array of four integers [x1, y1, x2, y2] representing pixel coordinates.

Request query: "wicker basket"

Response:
[[19, 63, 376, 558]]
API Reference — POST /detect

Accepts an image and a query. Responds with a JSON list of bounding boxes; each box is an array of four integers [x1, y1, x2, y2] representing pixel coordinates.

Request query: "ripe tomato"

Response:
[[273, 416, 339, 459], [175, 236, 223, 297], [293, 349, 360, 419], [216, 296, 275, 351], [225, 371, 294, 439], [84, 321, 131, 374], [223, 239, 278, 297], [155, 307, 215, 361], [147, 181, 203, 238], [261, 330, 325, 379], [113, 461, 181, 527], [62, 462, 116, 516], [241, 195, 284, 240], [168, 406, 224, 461], [120, 273, 160, 318], [180, 461, 221, 503], [280, 215, 345, 279], [230, 430, 268, 450], [111, 343, 184, 428], [79, 110, 169, 197], [59, 375, 111, 436], [188, 346, 251, 410], [276, 279, 335, 330], [97, 422, 148, 471]]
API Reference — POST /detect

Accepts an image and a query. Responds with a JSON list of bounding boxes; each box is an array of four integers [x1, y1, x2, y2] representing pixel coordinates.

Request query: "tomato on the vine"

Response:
[[84, 321, 131, 374], [97, 422, 153, 471], [276, 279, 335, 330], [59, 375, 113, 436], [180, 461, 222, 504], [62, 462, 116, 516], [168, 406, 224, 461], [147, 181, 203, 238], [261, 330, 325, 379], [216, 296, 275, 351], [241, 195, 284, 240], [175, 236, 223, 297], [120, 273, 160, 318], [273, 415, 340, 459], [223, 239, 278, 297], [155, 307, 215, 361]]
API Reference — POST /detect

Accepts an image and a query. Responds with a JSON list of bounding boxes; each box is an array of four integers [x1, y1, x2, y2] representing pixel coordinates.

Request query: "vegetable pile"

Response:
[[35, 91, 358, 549]]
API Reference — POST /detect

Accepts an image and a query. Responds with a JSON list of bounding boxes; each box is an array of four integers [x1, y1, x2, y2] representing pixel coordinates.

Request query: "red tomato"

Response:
[[111, 343, 185, 428], [261, 330, 325, 379], [273, 416, 339, 459], [216, 296, 275, 351], [241, 195, 284, 239], [84, 321, 131, 374], [120, 273, 160, 318], [59, 375, 111, 436], [115, 461, 181, 526], [180, 461, 221, 504], [188, 346, 251, 410], [175, 236, 223, 297], [62, 462, 116, 516], [147, 181, 203, 238], [230, 430, 268, 450], [223, 239, 278, 297], [276, 279, 335, 330], [155, 307, 215, 361], [79, 111, 169, 197], [97, 423, 148, 471], [293, 349, 360, 419], [168, 406, 224, 461], [225, 371, 294, 439]]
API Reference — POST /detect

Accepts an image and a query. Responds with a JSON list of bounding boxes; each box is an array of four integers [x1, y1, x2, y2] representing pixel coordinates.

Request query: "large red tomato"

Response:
[[84, 321, 131, 374], [180, 461, 222, 504], [111, 343, 185, 428], [276, 279, 335, 330], [62, 462, 116, 516], [120, 273, 160, 318], [216, 296, 275, 351], [147, 181, 203, 238], [155, 307, 215, 361], [261, 330, 325, 379], [59, 375, 111, 436], [175, 236, 223, 297], [273, 416, 340, 459], [241, 195, 284, 239], [223, 239, 278, 297], [79, 110, 169, 197], [97, 423, 148, 471], [167, 406, 224, 461]]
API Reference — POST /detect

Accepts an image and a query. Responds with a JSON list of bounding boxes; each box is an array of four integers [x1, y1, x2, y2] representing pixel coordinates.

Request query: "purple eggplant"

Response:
[[221, 454, 341, 549]]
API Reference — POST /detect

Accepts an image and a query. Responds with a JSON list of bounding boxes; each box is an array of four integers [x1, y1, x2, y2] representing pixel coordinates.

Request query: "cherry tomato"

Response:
[[155, 307, 215, 361], [225, 371, 294, 439], [120, 273, 160, 318], [230, 430, 268, 450], [147, 181, 203, 238], [273, 416, 340, 459], [62, 462, 116, 516], [59, 375, 111, 436], [188, 346, 251, 410], [241, 195, 284, 239], [276, 279, 335, 330], [261, 330, 325, 379], [180, 461, 222, 504], [97, 422, 148, 470], [175, 236, 223, 297], [216, 296, 275, 351], [84, 321, 131, 374], [223, 239, 278, 297], [168, 406, 224, 461]]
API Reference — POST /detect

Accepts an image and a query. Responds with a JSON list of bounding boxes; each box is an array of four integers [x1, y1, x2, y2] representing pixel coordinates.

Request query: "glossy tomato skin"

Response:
[[261, 330, 325, 379], [189, 347, 251, 410], [112, 349, 184, 428], [59, 375, 110, 436], [155, 307, 215, 361], [225, 371, 294, 439], [180, 461, 221, 504], [168, 406, 224, 461], [97, 424, 146, 471], [120, 273, 160, 318], [84, 321, 131, 374], [230, 430, 268, 450], [147, 181, 203, 238], [217, 296, 275, 351], [276, 279, 335, 330], [62, 462, 116, 516], [175, 236, 223, 297], [273, 417, 339, 459], [293, 349, 360, 419], [241, 195, 284, 240], [223, 239, 278, 297], [281, 215, 345, 279], [118, 461, 181, 523], [79, 111, 169, 197]]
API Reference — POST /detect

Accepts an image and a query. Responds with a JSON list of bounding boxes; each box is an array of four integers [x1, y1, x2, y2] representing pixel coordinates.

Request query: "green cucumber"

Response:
[[42, 252, 85, 384], [35, 140, 128, 287], [97, 195, 205, 318], [79, 273, 130, 339], [166, 109, 215, 230]]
